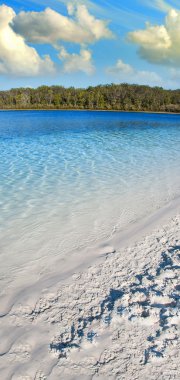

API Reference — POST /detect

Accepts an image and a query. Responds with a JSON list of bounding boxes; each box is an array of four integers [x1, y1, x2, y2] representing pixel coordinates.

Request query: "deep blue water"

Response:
[[0, 111, 180, 273]]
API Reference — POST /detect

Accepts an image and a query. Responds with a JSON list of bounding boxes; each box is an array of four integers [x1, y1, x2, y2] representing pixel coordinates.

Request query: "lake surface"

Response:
[[0, 111, 180, 287]]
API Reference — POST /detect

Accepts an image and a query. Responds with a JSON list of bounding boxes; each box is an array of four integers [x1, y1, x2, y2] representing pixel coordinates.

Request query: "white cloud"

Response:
[[12, 3, 113, 45], [140, 0, 172, 12], [108, 60, 134, 75], [107, 59, 162, 86], [153, 0, 171, 12], [58, 47, 95, 74], [0, 2, 113, 77], [170, 68, 180, 80], [128, 9, 180, 66], [0, 4, 55, 76]]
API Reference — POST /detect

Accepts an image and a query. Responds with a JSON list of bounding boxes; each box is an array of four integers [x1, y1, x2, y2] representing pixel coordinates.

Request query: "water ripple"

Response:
[[0, 111, 180, 277]]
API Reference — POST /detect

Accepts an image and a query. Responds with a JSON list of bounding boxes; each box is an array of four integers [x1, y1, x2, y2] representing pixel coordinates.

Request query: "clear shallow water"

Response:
[[0, 111, 180, 279]]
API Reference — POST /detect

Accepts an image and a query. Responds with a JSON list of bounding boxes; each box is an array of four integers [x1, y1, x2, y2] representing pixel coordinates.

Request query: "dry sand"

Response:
[[0, 201, 179, 379]]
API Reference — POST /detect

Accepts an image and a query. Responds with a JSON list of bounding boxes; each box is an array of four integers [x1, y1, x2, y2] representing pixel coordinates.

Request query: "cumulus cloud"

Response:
[[107, 59, 162, 86], [12, 3, 113, 45], [0, 2, 113, 77], [128, 9, 180, 66], [0, 4, 55, 76], [58, 47, 95, 74]]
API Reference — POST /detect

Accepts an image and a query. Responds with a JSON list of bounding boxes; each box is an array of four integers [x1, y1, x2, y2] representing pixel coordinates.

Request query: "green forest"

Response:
[[0, 84, 179, 112]]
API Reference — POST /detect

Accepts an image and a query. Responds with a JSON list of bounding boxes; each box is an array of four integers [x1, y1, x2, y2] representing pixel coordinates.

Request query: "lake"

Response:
[[0, 110, 180, 290]]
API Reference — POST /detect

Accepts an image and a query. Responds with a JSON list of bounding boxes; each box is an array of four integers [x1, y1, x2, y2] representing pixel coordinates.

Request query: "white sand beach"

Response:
[[0, 198, 179, 380], [0, 0, 180, 378]]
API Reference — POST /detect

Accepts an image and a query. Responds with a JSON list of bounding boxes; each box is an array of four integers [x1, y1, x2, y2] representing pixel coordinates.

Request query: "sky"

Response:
[[0, 0, 180, 90]]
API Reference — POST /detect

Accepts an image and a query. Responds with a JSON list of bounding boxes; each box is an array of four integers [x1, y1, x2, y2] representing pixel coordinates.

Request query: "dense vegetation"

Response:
[[0, 84, 179, 112]]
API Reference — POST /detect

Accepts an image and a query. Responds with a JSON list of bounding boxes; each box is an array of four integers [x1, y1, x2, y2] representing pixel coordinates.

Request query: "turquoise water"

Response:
[[0, 111, 180, 278]]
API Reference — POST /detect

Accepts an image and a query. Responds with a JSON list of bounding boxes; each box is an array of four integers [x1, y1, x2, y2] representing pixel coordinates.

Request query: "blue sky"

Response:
[[0, 0, 179, 89]]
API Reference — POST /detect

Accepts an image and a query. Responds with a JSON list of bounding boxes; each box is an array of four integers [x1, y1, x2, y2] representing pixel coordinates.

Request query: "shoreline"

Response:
[[0, 108, 180, 115], [0, 197, 179, 379], [1, 195, 180, 316]]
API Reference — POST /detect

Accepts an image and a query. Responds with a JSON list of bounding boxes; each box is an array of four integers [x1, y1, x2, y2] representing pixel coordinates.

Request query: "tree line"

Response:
[[0, 84, 179, 112]]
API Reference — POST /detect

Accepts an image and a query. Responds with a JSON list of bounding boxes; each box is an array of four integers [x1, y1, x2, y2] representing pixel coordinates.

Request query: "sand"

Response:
[[0, 200, 179, 379]]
